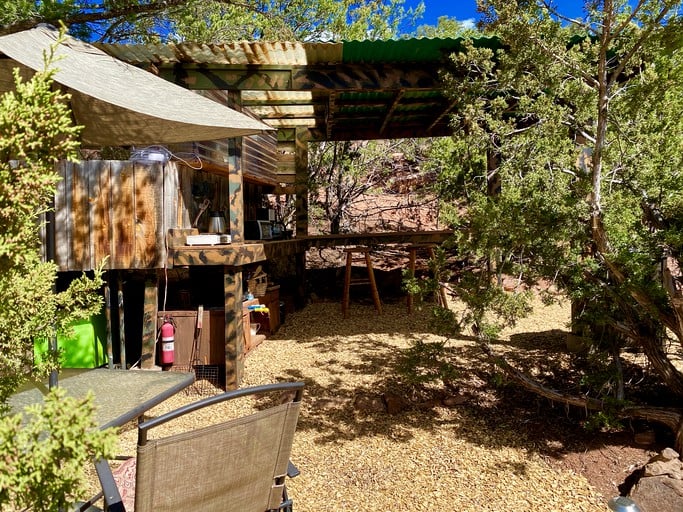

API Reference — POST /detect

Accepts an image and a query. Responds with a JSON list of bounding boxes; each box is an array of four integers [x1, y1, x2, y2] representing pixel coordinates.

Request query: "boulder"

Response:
[[629, 448, 683, 512]]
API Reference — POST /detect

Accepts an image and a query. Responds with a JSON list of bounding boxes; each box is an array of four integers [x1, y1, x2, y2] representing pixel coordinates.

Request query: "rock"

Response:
[[442, 394, 468, 407], [353, 393, 385, 414], [629, 448, 683, 512], [383, 392, 410, 415], [634, 430, 657, 446]]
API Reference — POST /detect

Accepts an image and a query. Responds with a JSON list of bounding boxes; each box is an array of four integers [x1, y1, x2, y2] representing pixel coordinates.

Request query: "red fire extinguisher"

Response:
[[160, 315, 175, 365]]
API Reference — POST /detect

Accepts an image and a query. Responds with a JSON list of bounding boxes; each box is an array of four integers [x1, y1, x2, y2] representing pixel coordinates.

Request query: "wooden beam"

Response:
[[294, 128, 309, 237], [380, 89, 405, 135], [162, 63, 442, 92], [326, 91, 336, 141], [428, 98, 458, 133], [168, 243, 267, 268], [140, 274, 158, 369], [223, 268, 243, 389], [308, 122, 453, 142]]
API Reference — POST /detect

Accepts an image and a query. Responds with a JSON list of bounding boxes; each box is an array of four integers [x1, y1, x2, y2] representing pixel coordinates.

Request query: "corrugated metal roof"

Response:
[[96, 37, 501, 142], [100, 40, 343, 66], [341, 37, 467, 64], [99, 37, 499, 66]]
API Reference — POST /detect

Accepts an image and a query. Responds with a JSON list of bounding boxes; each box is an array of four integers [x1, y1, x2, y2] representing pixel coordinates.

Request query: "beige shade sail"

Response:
[[0, 25, 272, 146]]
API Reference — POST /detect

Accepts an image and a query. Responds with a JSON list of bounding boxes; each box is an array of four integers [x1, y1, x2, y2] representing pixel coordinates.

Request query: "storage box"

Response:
[[251, 285, 280, 335], [157, 310, 225, 366], [34, 316, 108, 368]]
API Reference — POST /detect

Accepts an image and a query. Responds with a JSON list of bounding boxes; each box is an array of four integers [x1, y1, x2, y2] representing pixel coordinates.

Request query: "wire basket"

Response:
[[171, 365, 221, 396], [248, 267, 268, 297]]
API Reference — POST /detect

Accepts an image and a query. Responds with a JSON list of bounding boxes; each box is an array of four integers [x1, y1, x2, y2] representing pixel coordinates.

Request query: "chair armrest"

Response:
[[94, 458, 126, 512]]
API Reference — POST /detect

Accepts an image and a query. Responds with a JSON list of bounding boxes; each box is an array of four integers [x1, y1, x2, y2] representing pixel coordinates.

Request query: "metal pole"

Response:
[[46, 207, 58, 389]]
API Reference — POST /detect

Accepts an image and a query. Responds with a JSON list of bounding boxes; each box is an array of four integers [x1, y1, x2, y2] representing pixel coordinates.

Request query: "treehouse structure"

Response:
[[5, 30, 471, 389]]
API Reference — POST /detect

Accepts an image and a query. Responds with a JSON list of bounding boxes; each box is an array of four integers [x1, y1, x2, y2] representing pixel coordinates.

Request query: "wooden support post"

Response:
[[117, 275, 127, 369], [224, 267, 243, 390], [406, 244, 447, 313], [295, 250, 307, 309], [140, 275, 159, 369], [104, 281, 114, 369], [294, 128, 309, 237], [407, 247, 417, 314], [227, 137, 244, 243], [341, 250, 353, 319], [364, 250, 382, 315]]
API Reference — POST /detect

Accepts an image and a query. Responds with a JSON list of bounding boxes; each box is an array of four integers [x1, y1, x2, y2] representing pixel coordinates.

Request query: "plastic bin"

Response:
[[34, 316, 108, 368]]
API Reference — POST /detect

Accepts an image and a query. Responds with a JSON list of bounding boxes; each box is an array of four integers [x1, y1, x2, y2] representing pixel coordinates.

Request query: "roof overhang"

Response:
[[0, 25, 273, 147]]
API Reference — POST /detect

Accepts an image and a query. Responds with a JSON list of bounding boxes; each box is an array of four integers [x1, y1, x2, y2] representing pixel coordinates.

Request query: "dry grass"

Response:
[[103, 297, 607, 512]]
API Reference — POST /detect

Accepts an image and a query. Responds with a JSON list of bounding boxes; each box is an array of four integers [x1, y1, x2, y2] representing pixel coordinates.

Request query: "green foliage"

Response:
[[6, 0, 426, 43], [0, 0, 39, 26], [431, 1, 683, 406], [0, 40, 104, 404], [0, 388, 115, 511], [0, 29, 114, 510], [396, 339, 459, 390], [170, 0, 425, 42], [417, 15, 477, 38], [436, 1, 683, 335]]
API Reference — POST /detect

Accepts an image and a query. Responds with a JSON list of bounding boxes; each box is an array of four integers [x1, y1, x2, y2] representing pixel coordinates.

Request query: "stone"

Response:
[[442, 394, 468, 407], [629, 448, 683, 512], [353, 393, 385, 414], [383, 392, 410, 415]]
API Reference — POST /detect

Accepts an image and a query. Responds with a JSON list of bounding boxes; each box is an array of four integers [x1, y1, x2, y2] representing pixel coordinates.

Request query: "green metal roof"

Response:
[[341, 36, 501, 64]]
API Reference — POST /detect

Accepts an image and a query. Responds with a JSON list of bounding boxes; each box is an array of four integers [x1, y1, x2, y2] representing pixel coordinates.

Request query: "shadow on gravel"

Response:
[[265, 301, 670, 497]]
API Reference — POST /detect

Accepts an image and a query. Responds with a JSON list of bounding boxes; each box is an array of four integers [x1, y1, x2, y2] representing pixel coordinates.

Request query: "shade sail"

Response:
[[0, 25, 272, 146]]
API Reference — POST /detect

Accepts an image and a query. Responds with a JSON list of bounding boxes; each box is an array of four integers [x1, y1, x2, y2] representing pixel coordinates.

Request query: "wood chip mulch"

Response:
[[107, 298, 605, 512]]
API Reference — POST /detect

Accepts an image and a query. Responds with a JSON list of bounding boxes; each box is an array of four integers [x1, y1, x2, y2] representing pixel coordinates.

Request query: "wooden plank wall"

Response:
[[50, 159, 239, 271], [52, 160, 177, 271]]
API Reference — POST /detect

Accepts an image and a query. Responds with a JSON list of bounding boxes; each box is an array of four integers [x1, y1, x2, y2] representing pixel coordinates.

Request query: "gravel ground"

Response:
[[108, 297, 606, 512]]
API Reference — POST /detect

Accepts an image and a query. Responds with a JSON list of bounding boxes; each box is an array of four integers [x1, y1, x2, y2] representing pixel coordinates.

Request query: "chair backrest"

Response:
[[133, 382, 304, 512]]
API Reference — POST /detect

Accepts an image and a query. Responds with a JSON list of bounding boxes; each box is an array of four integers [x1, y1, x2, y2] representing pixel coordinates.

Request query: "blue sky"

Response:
[[406, 1, 589, 29]]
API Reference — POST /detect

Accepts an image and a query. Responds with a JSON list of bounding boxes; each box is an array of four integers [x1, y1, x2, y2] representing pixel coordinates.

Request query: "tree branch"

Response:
[[481, 342, 683, 452]]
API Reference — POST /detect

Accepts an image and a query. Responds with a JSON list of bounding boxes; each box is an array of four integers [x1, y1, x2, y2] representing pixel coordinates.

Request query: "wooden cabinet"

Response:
[[157, 309, 225, 367], [251, 285, 280, 335], [242, 299, 265, 354]]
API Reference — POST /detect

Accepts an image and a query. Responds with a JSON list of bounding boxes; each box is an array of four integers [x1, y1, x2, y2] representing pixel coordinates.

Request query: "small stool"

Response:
[[341, 247, 382, 318], [406, 244, 448, 313]]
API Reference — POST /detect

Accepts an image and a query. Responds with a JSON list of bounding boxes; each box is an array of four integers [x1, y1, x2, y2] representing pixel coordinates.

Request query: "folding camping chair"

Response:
[[91, 382, 304, 512]]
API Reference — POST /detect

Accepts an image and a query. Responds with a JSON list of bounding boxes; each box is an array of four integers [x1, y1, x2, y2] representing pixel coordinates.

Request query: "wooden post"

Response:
[[140, 274, 159, 369], [407, 246, 417, 314], [224, 267, 243, 389], [228, 130, 245, 243], [117, 274, 127, 369], [104, 280, 114, 369], [294, 127, 309, 237]]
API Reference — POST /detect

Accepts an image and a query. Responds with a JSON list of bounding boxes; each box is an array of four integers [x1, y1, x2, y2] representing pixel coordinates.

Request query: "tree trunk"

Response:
[[589, 217, 683, 397], [482, 343, 683, 453]]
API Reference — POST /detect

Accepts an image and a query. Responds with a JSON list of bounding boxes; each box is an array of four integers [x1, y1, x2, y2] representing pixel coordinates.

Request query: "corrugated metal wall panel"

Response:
[[242, 131, 279, 185]]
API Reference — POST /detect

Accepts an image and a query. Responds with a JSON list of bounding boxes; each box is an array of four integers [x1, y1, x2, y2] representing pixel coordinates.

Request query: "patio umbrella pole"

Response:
[[46, 206, 58, 389]]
